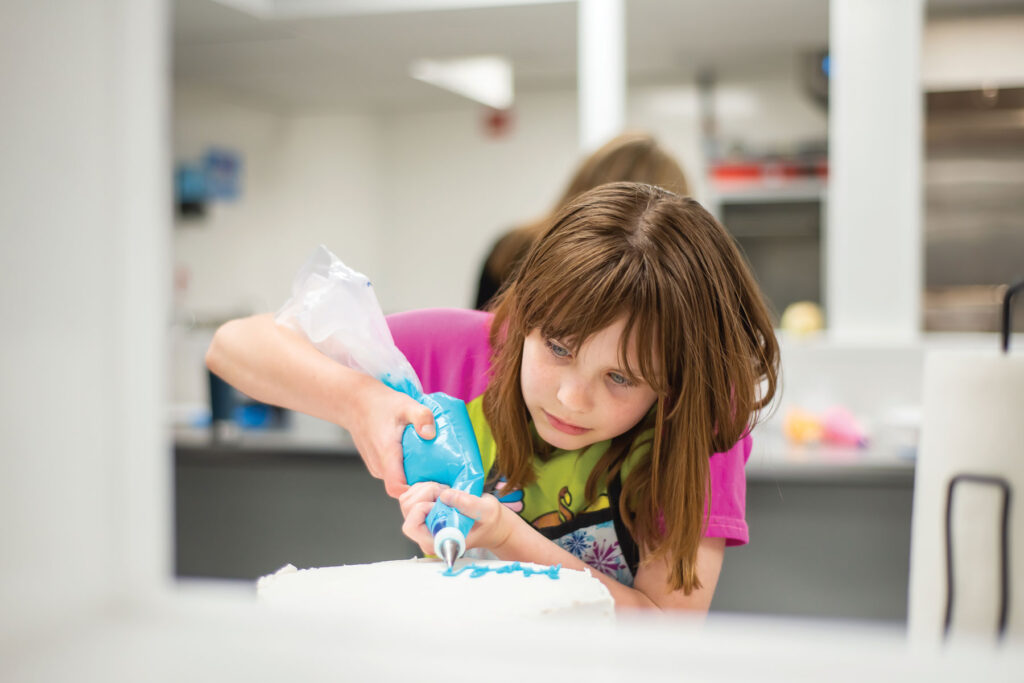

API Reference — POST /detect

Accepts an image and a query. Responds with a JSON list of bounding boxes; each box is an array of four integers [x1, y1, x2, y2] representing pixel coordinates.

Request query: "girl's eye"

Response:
[[608, 372, 635, 387], [546, 340, 570, 358]]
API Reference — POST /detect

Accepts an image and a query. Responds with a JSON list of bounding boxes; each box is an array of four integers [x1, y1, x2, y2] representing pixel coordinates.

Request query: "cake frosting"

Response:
[[256, 558, 614, 620]]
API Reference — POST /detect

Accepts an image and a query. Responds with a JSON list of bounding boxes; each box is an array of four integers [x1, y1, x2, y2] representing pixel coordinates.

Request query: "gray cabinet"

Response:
[[175, 445, 417, 580]]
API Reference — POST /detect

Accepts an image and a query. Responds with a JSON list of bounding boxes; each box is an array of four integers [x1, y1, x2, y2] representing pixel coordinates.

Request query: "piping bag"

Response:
[[385, 375, 485, 567], [276, 246, 484, 569]]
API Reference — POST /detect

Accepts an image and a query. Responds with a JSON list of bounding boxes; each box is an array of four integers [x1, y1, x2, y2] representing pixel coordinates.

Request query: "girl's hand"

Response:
[[440, 488, 521, 553], [345, 377, 435, 499], [398, 484, 524, 555], [399, 481, 447, 555]]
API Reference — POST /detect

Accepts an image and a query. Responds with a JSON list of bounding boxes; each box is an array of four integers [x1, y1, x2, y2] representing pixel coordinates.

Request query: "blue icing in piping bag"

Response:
[[275, 246, 484, 571], [384, 374, 485, 569]]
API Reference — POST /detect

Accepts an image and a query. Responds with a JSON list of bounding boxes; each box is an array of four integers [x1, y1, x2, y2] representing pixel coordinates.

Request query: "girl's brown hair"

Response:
[[484, 133, 689, 295], [483, 182, 778, 594]]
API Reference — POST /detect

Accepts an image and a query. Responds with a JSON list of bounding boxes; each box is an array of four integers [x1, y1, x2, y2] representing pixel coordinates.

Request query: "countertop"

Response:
[[175, 425, 914, 484]]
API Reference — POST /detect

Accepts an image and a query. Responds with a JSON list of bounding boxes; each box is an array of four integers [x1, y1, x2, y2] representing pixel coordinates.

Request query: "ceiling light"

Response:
[[410, 55, 513, 110]]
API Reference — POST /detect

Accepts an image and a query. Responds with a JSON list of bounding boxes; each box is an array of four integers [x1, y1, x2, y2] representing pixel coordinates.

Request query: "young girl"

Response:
[[206, 182, 779, 611]]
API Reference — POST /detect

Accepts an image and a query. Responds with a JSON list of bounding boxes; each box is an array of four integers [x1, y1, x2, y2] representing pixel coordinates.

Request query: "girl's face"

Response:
[[520, 317, 659, 451]]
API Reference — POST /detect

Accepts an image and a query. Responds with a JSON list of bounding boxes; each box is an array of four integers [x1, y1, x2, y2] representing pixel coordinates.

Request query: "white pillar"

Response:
[[117, 0, 172, 603], [827, 0, 923, 340], [0, 0, 169, 641], [578, 0, 625, 152]]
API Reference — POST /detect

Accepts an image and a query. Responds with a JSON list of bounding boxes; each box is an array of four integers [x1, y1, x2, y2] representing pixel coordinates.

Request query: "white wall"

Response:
[[0, 0, 167, 641], [375, 91, 579, 311], [173, 85, 380, 317], [172, 88, 382, 406]]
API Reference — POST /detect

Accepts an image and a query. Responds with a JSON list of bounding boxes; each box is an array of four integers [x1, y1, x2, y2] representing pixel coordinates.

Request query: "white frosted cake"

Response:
[[257, 558, 614, 620]]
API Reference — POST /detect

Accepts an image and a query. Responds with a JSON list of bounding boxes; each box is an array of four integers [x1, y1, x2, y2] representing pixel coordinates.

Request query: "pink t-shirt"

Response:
[[387, 307, 750, 546]]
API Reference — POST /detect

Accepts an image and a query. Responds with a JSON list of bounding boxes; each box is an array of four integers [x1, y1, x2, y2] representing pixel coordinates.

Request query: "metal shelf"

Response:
[[709, 179, 828, 204]]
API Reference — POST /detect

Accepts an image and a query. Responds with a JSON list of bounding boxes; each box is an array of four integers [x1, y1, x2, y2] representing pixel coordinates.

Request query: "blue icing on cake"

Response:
[[442, 561, 561, 580]]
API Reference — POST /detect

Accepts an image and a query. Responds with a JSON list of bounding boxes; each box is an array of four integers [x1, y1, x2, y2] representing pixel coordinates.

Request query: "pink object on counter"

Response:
[[821, 405, 868, 447]]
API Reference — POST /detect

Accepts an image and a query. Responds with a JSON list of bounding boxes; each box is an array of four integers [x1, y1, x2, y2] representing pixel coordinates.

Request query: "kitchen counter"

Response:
[[173, 424, 358, 456], [174, 425, 915, 481], [746, 433, 915, 483]]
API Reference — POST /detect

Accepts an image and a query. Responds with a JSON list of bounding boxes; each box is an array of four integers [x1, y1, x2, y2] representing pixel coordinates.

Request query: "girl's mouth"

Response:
[[544, 410, 590, 436]]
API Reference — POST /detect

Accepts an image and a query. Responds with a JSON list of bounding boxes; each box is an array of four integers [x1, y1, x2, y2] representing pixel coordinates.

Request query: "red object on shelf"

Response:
[[711, 159, 829, 183], [780, 163, 805, 178], [710, 163, 763, 182]]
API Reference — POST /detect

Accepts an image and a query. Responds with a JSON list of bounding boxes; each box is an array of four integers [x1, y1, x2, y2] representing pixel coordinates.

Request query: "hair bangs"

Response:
[[617, 283, 668, 394], [525, 244, 668, 395], [519, 241, 627, 345]]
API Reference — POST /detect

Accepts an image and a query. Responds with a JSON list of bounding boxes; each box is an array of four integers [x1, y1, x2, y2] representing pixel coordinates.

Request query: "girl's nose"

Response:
[[556, 373, 591, 413]]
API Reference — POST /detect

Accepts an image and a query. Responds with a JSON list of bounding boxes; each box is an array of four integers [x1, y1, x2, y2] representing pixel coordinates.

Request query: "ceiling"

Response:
[[172, 0, 1022, 113]]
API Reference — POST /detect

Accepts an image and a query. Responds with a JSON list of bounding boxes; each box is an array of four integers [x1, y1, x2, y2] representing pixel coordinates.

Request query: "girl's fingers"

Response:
[[398, 481, 445, 515], [401, 500, 428, 530], [443, 492, 515, 552], [440, 490, 498, 522], [401, 500, 435, 550], [403, 481, 445, 503]]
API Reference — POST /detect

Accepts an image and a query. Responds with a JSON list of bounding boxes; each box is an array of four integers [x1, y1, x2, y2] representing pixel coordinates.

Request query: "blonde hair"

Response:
[[483, 182, 778, 593], [484, 133, 689, 299]]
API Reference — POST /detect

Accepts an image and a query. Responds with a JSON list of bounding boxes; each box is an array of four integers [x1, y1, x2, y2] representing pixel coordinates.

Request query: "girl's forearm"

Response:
[[492, 524, 658, 610], [205, 313, 373, 428]]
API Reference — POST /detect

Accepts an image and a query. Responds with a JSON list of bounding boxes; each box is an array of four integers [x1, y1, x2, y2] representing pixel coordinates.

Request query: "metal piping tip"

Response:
[[439, 538, 458, 570]]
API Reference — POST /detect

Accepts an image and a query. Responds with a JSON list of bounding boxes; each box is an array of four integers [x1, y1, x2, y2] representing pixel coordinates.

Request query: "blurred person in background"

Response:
[[475, 132, 690, 309]]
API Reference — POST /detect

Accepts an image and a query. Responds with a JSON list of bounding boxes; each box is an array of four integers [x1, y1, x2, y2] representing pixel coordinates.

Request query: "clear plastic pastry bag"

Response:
[[275, 245, 421, 396]]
